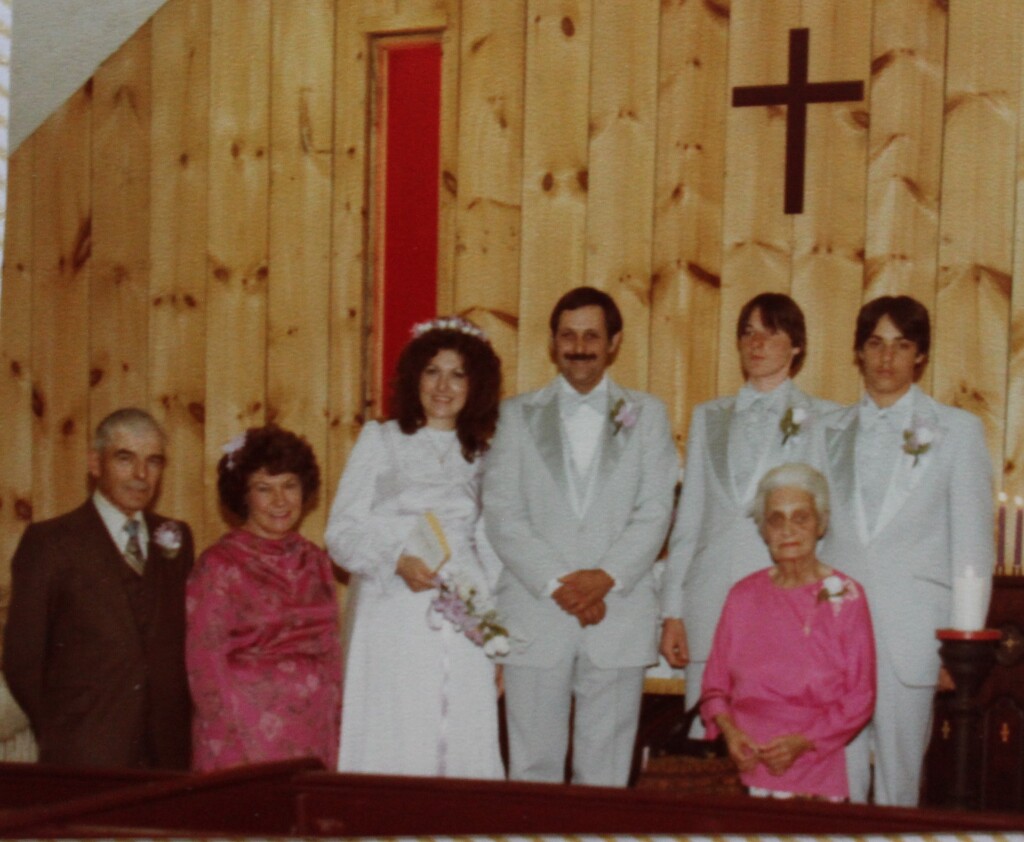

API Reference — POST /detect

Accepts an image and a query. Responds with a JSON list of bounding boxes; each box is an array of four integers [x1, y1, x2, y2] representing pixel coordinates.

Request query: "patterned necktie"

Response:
[[123, 519, 145, 575]]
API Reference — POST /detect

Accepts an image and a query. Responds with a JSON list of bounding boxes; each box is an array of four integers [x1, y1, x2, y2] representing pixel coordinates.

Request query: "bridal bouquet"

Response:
[[429, 569, 510, 658]]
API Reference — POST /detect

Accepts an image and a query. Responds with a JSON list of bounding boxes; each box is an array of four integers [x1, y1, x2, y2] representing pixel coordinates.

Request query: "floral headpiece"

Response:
[[221, 432, 247, 470], [410, 316, 489, 343]]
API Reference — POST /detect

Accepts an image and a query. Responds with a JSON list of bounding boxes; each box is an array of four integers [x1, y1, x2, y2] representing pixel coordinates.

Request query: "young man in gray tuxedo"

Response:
[[660, 292, 836, 726], [820, 296, 994, 806], [4, 408, 194, 769], [483, 286, 677, 786]]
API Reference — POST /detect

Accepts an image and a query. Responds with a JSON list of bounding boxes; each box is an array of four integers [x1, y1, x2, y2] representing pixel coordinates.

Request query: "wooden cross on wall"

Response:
[[732, 28, 864, 215]]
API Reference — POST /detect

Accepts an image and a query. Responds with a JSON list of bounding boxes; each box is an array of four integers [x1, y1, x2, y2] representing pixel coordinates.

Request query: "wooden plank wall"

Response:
[[2, 0, 1024, 582]]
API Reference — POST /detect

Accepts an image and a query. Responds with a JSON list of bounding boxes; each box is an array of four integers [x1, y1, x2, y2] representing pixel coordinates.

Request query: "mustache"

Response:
[[564, 353, 597, 362]]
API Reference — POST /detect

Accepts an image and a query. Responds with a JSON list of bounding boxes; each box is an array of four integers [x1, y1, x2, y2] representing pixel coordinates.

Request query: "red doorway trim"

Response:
[[371, 36, 443, 415]]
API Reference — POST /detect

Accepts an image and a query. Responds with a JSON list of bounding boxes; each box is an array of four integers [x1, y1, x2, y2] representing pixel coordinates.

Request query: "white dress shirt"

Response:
[[92, 490, 148, 560], [729, 380, 791, 495], [558, 374, 608, 476], [855, 389, 914, 531], [546, 374, 617, 594]]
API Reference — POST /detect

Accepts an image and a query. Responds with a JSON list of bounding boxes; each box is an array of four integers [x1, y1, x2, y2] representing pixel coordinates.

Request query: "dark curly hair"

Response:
[[391, 324, 502, 462], [217, 424, 321, 520]]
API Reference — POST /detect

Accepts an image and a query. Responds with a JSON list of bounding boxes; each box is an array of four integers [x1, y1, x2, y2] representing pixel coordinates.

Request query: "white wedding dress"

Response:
[[325, 420, 504, 778]]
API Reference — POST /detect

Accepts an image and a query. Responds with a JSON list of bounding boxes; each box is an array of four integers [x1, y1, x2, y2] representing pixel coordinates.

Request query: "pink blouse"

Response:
[[702, 568, 876, 799], [186, 529, 341, 772]]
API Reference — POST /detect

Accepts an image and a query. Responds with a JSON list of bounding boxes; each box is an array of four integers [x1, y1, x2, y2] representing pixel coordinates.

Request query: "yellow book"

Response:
[[404, 511, 451, 574]]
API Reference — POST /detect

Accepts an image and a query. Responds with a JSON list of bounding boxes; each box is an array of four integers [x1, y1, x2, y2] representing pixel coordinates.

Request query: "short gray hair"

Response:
[[92, 408, 166, 452], [751, 462, 830, 528]]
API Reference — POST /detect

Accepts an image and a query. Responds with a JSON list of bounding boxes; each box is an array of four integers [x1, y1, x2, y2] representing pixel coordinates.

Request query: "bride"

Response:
[[325, 316, 505, 778]]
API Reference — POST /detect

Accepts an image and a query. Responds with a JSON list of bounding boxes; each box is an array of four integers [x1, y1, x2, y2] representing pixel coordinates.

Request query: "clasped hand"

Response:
[[553, 569, 614, 627], [718, 716, 812, 776]]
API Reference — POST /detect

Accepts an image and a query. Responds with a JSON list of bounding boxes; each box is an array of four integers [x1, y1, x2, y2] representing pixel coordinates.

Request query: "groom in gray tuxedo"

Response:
[[820, 295, 995, 806], [483, 286, 677, 786]]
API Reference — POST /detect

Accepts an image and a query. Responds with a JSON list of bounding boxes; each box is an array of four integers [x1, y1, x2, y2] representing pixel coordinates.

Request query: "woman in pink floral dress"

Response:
[[701, 463, 876, 800], [186, 425, 341, 772]]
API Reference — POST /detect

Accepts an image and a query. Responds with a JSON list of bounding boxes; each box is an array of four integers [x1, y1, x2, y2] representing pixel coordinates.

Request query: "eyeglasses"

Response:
[[764, 509, 816, 530]]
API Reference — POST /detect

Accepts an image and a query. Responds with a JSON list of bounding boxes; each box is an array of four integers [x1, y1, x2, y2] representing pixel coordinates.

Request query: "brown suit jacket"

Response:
[[2, 500, 194, 769]]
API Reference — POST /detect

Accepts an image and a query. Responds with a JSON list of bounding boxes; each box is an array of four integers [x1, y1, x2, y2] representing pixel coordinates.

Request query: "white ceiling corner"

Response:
[[10, 0, 167, 151]]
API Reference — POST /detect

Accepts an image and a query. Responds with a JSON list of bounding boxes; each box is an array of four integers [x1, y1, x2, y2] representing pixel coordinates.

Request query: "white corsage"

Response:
[[817, 574, 848, 603], [814, 574, 860, 622], [902, 417, 937, 466], [780, 406, 808, 445], [610, 398, 639, 436], [153, 521, 184, 559]]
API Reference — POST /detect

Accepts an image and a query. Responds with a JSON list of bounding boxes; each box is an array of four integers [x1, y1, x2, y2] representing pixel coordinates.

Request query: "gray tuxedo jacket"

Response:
[[819, 386, 995, 687], [483, 378, 678, 669], [660, 382, 837, 663]]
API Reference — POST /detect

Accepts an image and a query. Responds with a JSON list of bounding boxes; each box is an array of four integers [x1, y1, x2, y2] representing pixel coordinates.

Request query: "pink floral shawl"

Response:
[[186, 529, 341, 771]]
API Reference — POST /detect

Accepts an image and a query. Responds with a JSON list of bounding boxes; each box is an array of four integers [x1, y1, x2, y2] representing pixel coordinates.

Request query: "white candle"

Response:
[[1015, 496, 1024, 573], [996, 491, 1007, 574], [952, 565, 988, 631]]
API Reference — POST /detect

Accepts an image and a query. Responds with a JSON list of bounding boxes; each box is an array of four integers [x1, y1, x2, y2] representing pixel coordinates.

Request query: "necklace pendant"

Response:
[[426, 430, 457, 465]]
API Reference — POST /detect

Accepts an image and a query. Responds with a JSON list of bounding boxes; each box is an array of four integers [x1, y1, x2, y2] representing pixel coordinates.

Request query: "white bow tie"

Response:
[[858, 402, 901, 431], [736, 390, 770, 415], [562, 389, 605, 416]]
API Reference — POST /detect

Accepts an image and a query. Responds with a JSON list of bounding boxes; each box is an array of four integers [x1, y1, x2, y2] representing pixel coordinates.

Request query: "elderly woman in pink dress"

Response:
[[701, 462, 876, 800], [186, 425, 341, 771]]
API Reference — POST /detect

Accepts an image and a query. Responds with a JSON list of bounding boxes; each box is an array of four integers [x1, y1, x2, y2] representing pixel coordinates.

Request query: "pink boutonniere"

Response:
[[153, 521, 184, 559], [610, 398, 638, 436]]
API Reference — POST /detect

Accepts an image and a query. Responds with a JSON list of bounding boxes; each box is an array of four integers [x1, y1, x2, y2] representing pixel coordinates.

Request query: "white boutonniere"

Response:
[[902, 417, 936, 466], [780, 406, 808, 445], [610, 398, 639, 436], [153, 521, 184, 559]]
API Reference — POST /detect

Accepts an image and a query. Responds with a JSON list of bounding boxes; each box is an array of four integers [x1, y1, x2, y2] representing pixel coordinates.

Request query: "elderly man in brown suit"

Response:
[[3, 408, 194, 769]]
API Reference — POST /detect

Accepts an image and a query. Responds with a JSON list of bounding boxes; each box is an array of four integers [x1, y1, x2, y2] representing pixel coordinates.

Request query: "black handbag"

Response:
[[633, 700, 743, 794]]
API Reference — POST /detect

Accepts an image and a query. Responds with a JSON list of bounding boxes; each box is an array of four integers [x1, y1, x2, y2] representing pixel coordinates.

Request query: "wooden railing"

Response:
[[1, 760, 1022, 837]]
